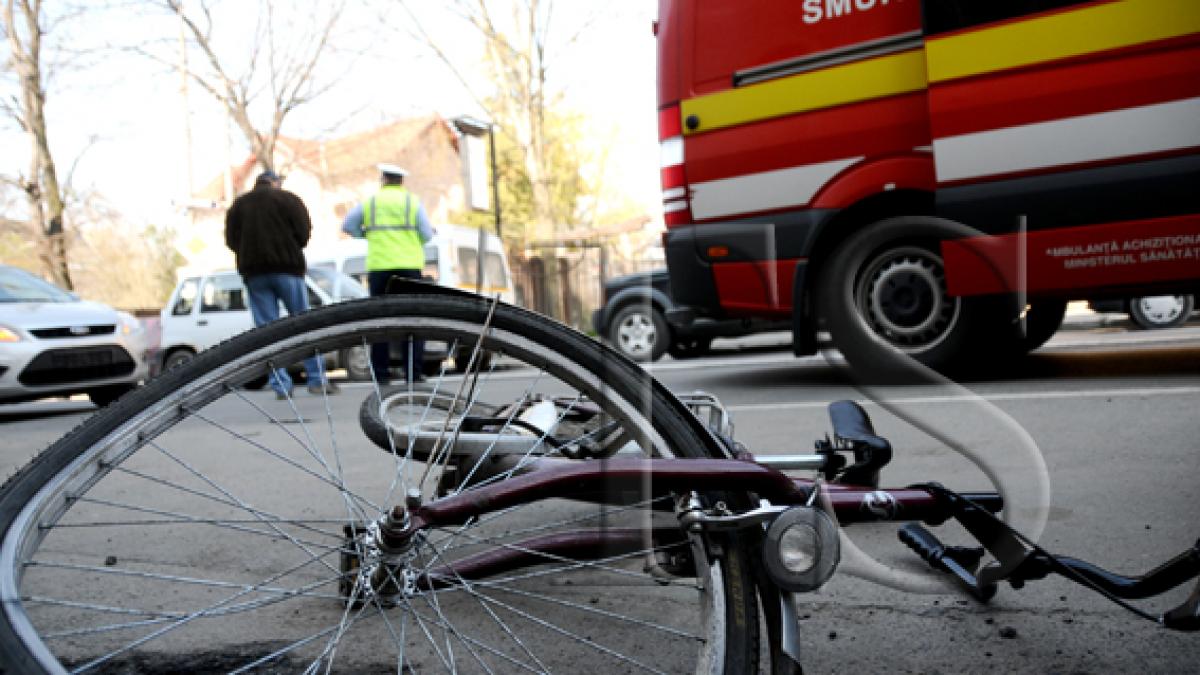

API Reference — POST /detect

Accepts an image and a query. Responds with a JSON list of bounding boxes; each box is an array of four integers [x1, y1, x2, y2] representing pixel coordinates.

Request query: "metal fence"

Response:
[[510, 246, 662, 333]]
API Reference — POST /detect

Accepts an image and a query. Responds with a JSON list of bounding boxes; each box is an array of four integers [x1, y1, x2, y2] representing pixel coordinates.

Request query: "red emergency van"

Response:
[[656, 0, 1200, 374]]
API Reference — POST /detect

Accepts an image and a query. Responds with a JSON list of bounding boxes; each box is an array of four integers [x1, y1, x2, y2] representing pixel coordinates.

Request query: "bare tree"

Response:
[[2, 0, 72, 288], [139, 0, 347, 174], [402, 0, 592, 235], [398, 0, 602, 318]]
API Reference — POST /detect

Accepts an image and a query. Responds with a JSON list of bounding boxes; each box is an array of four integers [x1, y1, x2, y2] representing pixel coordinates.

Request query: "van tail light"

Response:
[[659, 104, 691, 227]]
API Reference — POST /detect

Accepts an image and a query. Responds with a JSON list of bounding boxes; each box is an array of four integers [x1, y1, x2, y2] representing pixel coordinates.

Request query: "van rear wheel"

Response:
[[818, 216, 1007, 381], [1011, 300, 1067, 353]]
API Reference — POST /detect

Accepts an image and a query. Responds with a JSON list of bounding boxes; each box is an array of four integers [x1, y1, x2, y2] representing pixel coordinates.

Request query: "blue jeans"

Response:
[[244, 273, 326, 395]]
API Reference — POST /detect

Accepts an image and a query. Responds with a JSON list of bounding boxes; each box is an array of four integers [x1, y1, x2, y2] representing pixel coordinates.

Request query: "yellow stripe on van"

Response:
[[680, 49, 928, 136], [926, 0, 1200, 83]]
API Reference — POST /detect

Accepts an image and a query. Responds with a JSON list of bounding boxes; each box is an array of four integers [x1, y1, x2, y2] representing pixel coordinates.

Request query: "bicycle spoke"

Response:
[[189, 401, 381, 517], [421, 525, 695, 588], [451, 585, 668, 675], [26, 561, 340, 600], [107, 463, 362, 539], [429, 495, 674, 555], [228, 623, 340, 675], [224, 390, 373, 530], [453, 371, 545, 493], [66, 546, 346, 672], [62, 496, 340, 550], [147, 440, 344, 579], [419, 531, 552, 673]]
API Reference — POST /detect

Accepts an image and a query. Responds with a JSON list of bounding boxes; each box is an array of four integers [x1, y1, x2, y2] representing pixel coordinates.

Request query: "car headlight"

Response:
[[0, 324, 21, 343], [117, 312, 144, 337]]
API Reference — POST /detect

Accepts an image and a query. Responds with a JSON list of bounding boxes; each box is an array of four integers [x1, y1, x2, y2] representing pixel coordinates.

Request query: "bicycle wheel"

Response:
[[0, 292, 759, 674]]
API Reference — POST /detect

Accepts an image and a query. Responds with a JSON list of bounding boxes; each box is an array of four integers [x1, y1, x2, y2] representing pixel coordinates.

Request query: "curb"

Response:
[[1060, 312, 1129, 331]]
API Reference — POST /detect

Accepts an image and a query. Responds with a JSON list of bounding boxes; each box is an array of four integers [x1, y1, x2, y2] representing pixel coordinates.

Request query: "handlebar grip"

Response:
[[899, 523, 946, 571]]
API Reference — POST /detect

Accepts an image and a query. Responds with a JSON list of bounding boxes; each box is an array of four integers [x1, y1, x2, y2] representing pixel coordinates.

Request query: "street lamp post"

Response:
[[453, 116, 502, 296]]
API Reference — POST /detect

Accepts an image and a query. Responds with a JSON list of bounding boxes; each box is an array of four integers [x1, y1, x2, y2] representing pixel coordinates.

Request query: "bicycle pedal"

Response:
[[900, 523, 996, 603], [943, 545, 985, 569]]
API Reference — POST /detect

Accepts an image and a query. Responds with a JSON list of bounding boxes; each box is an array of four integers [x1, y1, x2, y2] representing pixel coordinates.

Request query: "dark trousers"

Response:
[[368, 269, 425, 382]]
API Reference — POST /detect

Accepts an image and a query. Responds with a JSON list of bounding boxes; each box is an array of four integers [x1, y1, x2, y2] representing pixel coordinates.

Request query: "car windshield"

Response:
[[0, 266, 73, 303], [307, 267, 368, 300]]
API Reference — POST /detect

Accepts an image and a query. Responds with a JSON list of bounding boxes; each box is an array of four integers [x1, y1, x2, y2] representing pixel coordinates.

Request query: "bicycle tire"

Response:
[[0, 293, 759, 674]]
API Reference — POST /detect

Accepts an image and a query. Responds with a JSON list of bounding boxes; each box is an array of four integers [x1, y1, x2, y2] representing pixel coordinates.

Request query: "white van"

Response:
[[309, 224, 515, 304], [158, 267, 374, 379]]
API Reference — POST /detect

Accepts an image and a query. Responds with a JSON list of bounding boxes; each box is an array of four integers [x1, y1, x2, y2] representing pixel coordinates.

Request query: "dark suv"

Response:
[[593, 269, 788, 362]]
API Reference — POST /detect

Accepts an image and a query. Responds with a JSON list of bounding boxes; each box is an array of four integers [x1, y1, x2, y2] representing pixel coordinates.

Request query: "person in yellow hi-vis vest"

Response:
[[341, 164, 435, 384]]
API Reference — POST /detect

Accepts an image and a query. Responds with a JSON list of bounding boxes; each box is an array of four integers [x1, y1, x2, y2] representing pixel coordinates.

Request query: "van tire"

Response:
[[818, 216, 1008, 381], [1011, 300, 1067, 353], [340, 346, 373, 381]]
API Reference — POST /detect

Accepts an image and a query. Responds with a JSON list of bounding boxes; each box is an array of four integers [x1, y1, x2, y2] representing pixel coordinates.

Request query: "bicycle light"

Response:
[[764, 506, 840, 592]]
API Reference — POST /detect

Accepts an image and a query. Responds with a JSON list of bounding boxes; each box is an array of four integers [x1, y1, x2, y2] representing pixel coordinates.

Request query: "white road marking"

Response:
[[727, 386, 1200, 413], [332, 326, 1197, 385]]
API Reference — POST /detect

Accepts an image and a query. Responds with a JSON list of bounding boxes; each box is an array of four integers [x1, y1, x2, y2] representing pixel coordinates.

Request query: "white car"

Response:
[[158, 268, 372, 379], [0, 265, 149, 406], [1088, 295, 1196, 330]]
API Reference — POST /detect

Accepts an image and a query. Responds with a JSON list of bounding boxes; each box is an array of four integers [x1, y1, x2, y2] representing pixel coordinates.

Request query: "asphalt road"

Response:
[[2, 323, 1199, 672], [646, 326, 1200, 673]]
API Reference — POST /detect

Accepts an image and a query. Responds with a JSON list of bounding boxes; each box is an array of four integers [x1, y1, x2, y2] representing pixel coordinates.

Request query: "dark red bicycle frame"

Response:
[[406, 457, 998, 532]]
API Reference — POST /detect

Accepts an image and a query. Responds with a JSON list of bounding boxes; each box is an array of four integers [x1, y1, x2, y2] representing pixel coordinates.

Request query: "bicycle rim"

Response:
[[0, 294, 757, 674]]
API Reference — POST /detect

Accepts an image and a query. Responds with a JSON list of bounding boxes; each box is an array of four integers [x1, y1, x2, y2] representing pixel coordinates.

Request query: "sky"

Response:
[[1, 1, 661, 233]]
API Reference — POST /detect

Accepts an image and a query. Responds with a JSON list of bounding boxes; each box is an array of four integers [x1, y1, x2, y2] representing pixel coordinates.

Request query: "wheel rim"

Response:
[[164, 351, 193, 370], [856, 245, 960, 353], [1135, 296, 1186, 325], [346, 345, 370, 378], [615, 311, 657, 357], [0, 300, 730, 673]]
